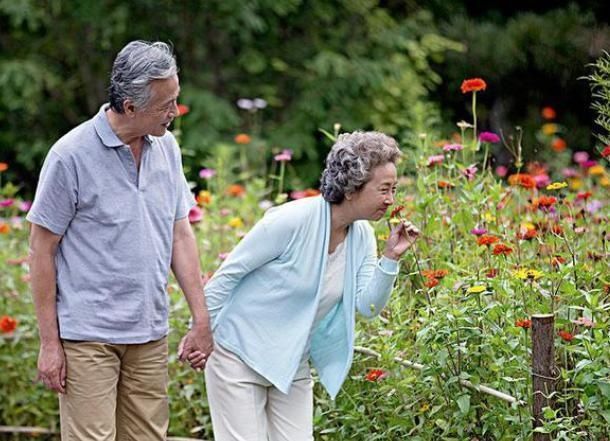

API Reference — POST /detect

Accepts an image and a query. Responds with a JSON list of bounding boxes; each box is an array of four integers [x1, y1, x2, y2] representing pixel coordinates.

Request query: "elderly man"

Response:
[[27, 41, 213, 440]]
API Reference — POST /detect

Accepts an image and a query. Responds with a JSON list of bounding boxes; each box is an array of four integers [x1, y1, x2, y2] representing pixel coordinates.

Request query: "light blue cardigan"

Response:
[[204, 195, 398, 399]]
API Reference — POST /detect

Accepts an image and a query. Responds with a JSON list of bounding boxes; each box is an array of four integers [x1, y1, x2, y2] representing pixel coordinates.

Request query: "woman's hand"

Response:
[[383, 220, 420, 260]]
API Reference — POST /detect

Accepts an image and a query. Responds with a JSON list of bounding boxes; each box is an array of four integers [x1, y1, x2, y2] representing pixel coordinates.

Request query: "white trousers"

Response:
[[204, 344, 314, 441]]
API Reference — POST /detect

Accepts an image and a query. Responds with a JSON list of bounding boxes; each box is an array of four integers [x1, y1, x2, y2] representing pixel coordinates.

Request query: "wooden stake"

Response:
[[532, 313, 555, 441]]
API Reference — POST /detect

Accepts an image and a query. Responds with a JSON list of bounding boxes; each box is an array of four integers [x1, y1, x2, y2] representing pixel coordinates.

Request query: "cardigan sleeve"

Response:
[[354, 224, 399, 318], [204, 206, 297, 326]]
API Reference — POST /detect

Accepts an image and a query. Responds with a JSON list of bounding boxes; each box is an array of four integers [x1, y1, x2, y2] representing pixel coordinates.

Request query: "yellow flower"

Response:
[[600, 176, 610, 187], [520, 222, 536, 231], [467, 285, 486, 294], [227, 217, 244, 228], [546, 182, 568, 191], [377, 234, 389, 241], [568, 178, 582, 190], [483, 212, 496, 223], [197, 190, 213, 205], [514, 268, 543, 281], [419, 402, 430, 412], [389, 218, 401, 225], [588, 165, 605, 176], [542, 123, 559, 135]]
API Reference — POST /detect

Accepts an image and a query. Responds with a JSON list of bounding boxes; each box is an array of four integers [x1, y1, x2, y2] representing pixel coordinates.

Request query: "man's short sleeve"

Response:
[[26, 151, 78, 236], [175, 171, 196, 220]]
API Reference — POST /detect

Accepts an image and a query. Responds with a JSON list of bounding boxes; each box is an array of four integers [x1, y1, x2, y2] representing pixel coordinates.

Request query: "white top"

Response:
[[301, 240, 347, 363]]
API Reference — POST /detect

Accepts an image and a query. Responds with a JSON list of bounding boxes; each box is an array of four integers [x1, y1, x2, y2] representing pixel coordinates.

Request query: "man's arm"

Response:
[[29, 223, 66, 393], [171, 217, 213, 368]]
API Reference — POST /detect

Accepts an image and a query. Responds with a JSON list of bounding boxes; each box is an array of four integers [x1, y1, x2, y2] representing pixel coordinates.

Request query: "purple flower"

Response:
[[585, 200, 603, 214], [581, 160, 597, 169], [274, 149, 293, 162], [462, 164, 478, 181], [471, 227, 487, 236], [199, 168, 216, 179], [0, 199, 14, 208], [479, 132, 500, 143], [442, 143, 464, 152]]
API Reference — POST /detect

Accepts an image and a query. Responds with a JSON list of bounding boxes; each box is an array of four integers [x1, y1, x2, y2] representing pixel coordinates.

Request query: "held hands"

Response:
[[178, 322, 214, 371], [383, 220, 420, 261]]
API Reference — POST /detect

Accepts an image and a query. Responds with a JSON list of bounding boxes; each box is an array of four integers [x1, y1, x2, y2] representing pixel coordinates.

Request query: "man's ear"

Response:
[[123, 99, 136, 116]]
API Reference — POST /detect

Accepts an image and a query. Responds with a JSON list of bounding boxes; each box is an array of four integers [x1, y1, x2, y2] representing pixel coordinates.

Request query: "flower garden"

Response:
[[1, 75, 609, 441]]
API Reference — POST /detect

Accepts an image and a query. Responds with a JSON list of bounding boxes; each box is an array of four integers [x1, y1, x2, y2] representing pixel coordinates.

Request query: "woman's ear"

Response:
[[345, 193, 352, 201]]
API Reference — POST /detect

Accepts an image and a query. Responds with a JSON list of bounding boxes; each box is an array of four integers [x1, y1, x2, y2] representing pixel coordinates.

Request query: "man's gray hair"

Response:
[[320, 131, 401, 204], [108, 41, 178, 113]]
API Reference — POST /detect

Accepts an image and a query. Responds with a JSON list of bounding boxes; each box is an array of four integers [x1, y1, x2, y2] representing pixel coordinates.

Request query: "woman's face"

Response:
[[348, 162, 397, 221]]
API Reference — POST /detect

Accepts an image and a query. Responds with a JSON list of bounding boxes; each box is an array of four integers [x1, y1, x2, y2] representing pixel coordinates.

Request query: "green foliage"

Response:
[[587, 51, 610, 145]]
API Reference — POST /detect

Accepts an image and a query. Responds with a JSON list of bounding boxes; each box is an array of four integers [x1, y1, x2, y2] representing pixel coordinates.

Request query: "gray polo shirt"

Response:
[[27, 104, 196, 344]]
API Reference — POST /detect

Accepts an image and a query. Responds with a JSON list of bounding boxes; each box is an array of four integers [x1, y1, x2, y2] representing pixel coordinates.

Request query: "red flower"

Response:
[[0, 315, 17, 334], [576, 191, 592, 201], [558, 330, 574, 342], [516, 228, 537, 241], [602, 146, 610, 158], [390, 205, 404, 219], [477, 235, 499, 246], [551, 256, 566, 267], [541, 107, 556, 120], [365, 368, 388, 382], [492, 243, 513, 256], [0, 162, 8, 172], [176, 104, 190, 116], [515, 319, 532, 329], [551, 138, 567, 152], [508, 174, 537, 189], [226, 184, 246, 197], [551, 224, 563, 235], [423, 277, 439, 288], [421, 269, 449, 279], [486, 268, 499, 278], [460, 78, 487, 93], [537, 196, 557, 209]]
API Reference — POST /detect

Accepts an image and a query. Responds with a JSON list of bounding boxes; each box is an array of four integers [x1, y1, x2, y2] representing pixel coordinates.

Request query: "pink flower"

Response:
[[188, 206, 203, 224], [573, 151, 589, 164], [561, 167, 579, 178], [479, 131, 500, 143], [471, 227, 487, 236], [427, 154, 444, 167], [274, 149, 293, 162], [199, 168, 216, 179], [443, 143, 464, 152], [495, 165, 508, 177], [534, 174, 551, 188], [218, 252, 229, 260], [19, 201, 32, 212], [581, 160, 597, 169], [573, 317, 595, 328], [0, 199, 14, 207], [462, 164, 478, 181]]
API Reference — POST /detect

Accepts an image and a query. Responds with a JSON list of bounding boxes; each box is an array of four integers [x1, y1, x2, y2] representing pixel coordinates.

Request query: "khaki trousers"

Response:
[[59, 337, 169, 441], [205, 344, 314, 441]]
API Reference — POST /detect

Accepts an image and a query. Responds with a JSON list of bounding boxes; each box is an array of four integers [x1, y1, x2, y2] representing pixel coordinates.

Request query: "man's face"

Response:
[[134, 75, 180, 137]]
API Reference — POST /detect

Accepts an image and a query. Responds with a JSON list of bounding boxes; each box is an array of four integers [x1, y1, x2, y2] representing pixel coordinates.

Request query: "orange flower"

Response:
[[437, 180, 455, 189], [551, 138, 567, 152], [477, 235, 499, 246], [365, 368, 388, 382], [557, 330, 574, 342], [0, 223, 10, 234], [303, 189, 320, 197], [0, 162, 8, 172], [226, 184, 246, 197], [234, 133, 252, 144], [551, 256, 566, 267], [516, 227, 537, 241], [390, 205, 404, 218], [551, 224, 563, 235], [176, 104, 190, 116], [197, 190, 212, 205], [515, 319, 532, 329], [537, 196, 557, 210], [541, 107, 556, 120], [508, 174, 537, 189], [421, 269, 449, 279], [460, 78, 487, 93], [424, 277, 439, 288], [492, 243, 513, 256], [486, 268, 499, 278], [0, 315, 17, 334]]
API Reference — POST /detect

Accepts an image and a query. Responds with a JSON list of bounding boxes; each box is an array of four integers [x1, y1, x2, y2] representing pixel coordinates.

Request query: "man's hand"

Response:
[[178, 323, 214, 371], [37, 342, 66, 394]]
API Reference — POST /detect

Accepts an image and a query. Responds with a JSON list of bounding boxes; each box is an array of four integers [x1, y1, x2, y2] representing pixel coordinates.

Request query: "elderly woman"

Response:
[[184, 131, 419, 440]]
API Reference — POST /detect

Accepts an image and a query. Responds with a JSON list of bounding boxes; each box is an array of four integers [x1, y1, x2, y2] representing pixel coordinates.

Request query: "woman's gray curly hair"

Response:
[[108, 41, 178, 113], [320, 131, 401, 203]]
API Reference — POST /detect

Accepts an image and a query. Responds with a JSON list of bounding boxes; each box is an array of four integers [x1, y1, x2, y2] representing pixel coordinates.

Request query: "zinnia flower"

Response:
[[492, 243, 513, 256], [365, 368, 388, 382], [188, 206, 203, 224], [557, 330, 574, 342], [462, 164, 478, 181], [0, 223, 10, 234], [466, 285, 486, 294], [421, 269, 449, 279], [227, 217, 244, 228], [602, 146, 610, 158], [477, 235, 499, 246], [515, 319, 532, 329], [437, 180, 455, 189], [274, 149, 293, 162], [197, 190, 212, 205], [234, 133, 252, 144], [541, 107, 556, 120], [0, 163, 7, 172], [479, 132, 500, 143], [390, 205, 404, 218], [0, 315, 17, 334], [461, 78, 487, 93], [514, 268, 543, 281], [471, 227, 487, 236], [199, 168, 216, 179], [573, 151, 589, 164], [442, 143, 464, 152], [546, 182, 567, 191], [537, 196, 557, 210], [495, 165, 508, 177], [424, 277, 439, 288], [427, 154, 444, 167], [0, 199, 14, 208], [508, 174, 536, 189], [551, 138, 567, 152], [226, 184, 246, 197], [176, 104, 190, 116], [573, 317, 594, 328]]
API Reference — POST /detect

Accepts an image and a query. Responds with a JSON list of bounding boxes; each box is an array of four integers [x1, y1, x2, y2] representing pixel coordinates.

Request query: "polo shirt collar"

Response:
[[93, 103, 153, 148]]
